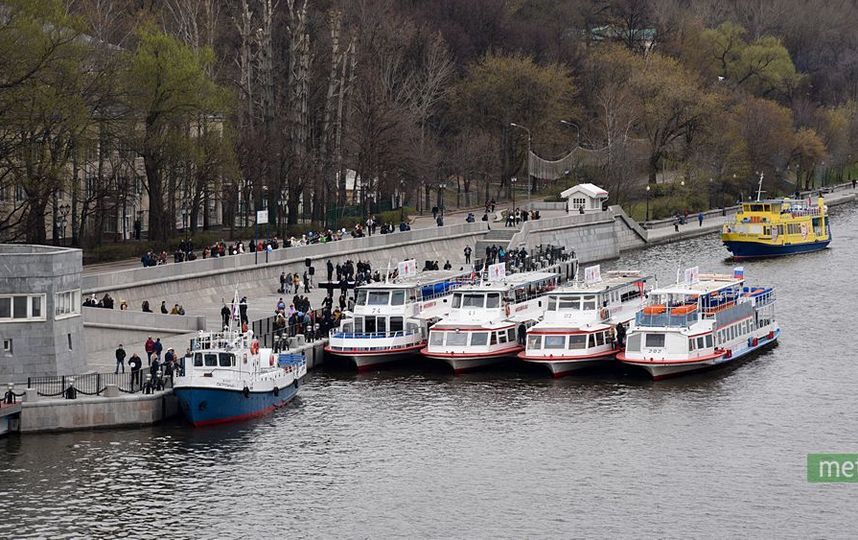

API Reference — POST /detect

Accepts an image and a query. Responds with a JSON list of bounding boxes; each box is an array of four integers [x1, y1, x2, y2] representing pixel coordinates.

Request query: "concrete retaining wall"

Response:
[[20, 390, 177, 433], [81, 223, 491, 312]]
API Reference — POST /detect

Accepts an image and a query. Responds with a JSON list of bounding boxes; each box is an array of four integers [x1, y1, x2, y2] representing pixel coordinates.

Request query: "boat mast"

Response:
[[755, 172, 765, 202]]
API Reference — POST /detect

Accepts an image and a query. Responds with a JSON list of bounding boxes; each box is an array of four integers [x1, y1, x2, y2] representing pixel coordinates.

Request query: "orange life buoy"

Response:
[[251, 340, 260, 354], [671, 304, 697, 315], [599, 308, 609, 320], [752, 337, 759, 347]]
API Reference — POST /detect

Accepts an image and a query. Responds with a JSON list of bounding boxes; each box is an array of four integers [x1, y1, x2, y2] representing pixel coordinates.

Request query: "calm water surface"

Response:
[[3, 203, 858, 539]]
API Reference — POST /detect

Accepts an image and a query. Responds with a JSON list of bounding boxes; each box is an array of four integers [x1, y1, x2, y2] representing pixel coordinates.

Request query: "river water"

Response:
[[3, 202, 858, 539]]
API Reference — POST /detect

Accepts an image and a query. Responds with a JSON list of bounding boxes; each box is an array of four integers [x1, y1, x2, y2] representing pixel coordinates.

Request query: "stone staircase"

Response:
[[474, 227, 518, 260]]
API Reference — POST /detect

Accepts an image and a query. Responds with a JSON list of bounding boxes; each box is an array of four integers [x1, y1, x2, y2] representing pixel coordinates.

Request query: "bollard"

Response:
[[65, 377, 77, 400], [23, 387, 39, 403], [103, 384, 120, 398]]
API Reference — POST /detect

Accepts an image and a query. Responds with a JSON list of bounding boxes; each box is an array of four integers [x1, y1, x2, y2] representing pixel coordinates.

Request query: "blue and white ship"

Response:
[[174, 327, 306, 427]]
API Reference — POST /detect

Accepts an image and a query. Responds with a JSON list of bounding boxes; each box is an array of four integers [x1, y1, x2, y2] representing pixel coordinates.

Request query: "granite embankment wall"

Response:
[[82, 222, 490, 308], [82, 308, 206, 371], [508, 206, 647, 263], [19, 389, 177, 433]]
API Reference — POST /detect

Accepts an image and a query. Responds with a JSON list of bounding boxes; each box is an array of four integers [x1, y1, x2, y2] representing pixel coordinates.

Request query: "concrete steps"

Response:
[[475, 228, 518, 259]]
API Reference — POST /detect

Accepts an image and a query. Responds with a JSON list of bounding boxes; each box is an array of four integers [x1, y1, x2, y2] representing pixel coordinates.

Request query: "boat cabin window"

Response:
[[626, 333, 641, 352], [547, 296, 557, 311], [645, 333, 665, 348], [377, 317, 387, 333], [596, 333, 605, 346], [588, 334, 596, 348], [486, 293, 501, 308], [706, 335, 713, 348], [527, 335, 542, 349], [368, 291, 390, 305], [507, 329, 516, 342], [219, 353, 234, 367], [356, 290, 367, 305], [471, 332, 489, 346], [581, 295, 597, 311], [544, 336, 565, 349], [558, 296, 580, 311], [455, 293, 484, 308], [430, 331, 444, 346], [446, 332, 467, 346], [568, 335, 586, 350], [194, 353, 203, 367], [354, 316, 363, 332], [490, 333, 497, 345], [204, 353, 218, 367], [389, 317, 403, 333], [391, 291, 405, 305]]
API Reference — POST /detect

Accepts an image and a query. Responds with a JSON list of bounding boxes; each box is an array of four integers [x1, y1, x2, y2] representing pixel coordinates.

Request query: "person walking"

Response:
[[303, 270, 311, 293], [326, 260, 334, 282], [144, 336, 155, 360], [154, 338, 163, 360], [464, 246, 472, 265], [129, 353, 142, 389], [115, 344, 126, 374], [698, 212, 704, 227]]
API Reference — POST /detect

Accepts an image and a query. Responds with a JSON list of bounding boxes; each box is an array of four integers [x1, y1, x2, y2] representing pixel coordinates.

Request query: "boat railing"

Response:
[[416, 275, 479, 302], [329, 328, 422, 340]]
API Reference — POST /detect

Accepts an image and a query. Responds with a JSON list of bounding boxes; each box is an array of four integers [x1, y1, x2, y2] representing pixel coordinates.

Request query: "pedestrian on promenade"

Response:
[[154, 338, 163, 360], [673, 217, 680, 233], [464, 246, 472, 264], [145, 336, 155, 360], [160, 301, 168, 314], [142, 300, 152, 313], [327, 260, 334, 281], [698, 212, 704, 227], [853, 179, 856, 190], [129, 353, 142, 389], [303, 270, 311, 293], [279, 272, 287, 293], [149, 355, 161, 391], [115, 344, 126, 374]]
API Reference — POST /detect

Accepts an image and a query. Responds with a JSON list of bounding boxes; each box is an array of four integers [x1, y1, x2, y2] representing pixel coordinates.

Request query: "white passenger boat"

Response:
[[325, 265, 475, 371], [421, 261, 574, 373], [616, 267, 779, 380], [518, 267, 652, 377]]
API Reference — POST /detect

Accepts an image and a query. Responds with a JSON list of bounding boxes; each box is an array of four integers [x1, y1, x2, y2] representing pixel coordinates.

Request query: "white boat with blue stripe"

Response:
[[325, 263, 476, 371], [617, 267, 779, 380], [174, 326, 306, 426]]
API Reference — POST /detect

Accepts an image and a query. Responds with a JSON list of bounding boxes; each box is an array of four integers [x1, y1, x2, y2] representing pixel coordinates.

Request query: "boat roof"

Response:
[[456, 271, 559, 292], [651, 274, 743, 296], [356, 269, 472, 289], [550, 271, 651, 294]]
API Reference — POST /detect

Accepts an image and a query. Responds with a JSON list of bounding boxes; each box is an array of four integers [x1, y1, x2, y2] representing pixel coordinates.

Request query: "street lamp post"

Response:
[[560, 120, 581, 147], [645, 185, 650, 222], [510, 176, 517, 222], [57, 203, 70, 244], [438, 182, 447, 216], [399, 179, 405, 222], [510, 123, 532, 207]]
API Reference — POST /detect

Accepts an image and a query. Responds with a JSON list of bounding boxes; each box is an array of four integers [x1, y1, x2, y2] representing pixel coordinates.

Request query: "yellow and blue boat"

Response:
[[721, 195, 830, 259]]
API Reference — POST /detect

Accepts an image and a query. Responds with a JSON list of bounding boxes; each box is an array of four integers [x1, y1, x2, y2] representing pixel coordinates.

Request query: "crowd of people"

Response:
[[113, 336, 180, 391], [505, 208, 542, 227]]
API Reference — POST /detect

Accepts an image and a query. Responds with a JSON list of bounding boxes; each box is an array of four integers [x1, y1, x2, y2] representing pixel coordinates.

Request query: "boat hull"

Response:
[[618, 329, 779, 380], [174, 383, 300, 427], [420, 346, 521, 374], [324, 342, 424, 371], [723, 239, 830, 259], [518, 350, 618, 377]]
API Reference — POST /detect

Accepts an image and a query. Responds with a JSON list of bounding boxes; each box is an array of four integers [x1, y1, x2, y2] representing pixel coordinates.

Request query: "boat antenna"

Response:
[[755, 172, 765, 202], [675, 259, 682, 285]]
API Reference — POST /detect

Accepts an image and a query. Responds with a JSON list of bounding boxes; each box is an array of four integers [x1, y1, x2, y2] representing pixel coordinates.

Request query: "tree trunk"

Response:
[[144, 155, 165, 242], [648, 153, 659, 185]]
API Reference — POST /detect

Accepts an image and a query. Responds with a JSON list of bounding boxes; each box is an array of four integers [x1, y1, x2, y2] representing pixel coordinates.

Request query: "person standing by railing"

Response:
[[129, 353, 142, 390], [115, 344, 126, 374]]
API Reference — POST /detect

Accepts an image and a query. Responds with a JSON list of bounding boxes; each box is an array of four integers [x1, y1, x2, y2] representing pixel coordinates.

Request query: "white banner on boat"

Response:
[[683, 266, 700, 285], [397, 259, 417, 278], [487, 262, 506, 281], [584, 265, 602, 284]]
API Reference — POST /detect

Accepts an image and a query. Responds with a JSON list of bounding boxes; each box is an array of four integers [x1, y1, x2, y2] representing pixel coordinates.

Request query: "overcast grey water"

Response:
[[3, 202, 858, 539]]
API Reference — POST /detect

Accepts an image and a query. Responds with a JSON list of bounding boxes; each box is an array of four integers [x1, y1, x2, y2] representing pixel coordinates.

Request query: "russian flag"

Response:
[[733, 267, 744, 279]]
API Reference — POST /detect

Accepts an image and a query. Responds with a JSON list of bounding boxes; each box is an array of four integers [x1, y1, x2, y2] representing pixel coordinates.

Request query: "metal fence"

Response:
[[23, 366, 173, 399], [252, 309, 328, 349]]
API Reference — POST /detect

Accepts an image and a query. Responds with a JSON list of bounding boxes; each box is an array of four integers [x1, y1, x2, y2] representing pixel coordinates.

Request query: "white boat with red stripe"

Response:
[[421, 260, 575, 373], [616, 266, 779, 380], [518, 267, 652, 377], [325, 264, 475, 371]]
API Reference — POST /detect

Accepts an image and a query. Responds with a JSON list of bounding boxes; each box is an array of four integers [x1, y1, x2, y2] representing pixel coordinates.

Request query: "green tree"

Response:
[[0, 0, 100, 243], [450, 52, 576, 194], [124, 23, 230, 242], [699, 22, 800, 97]]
